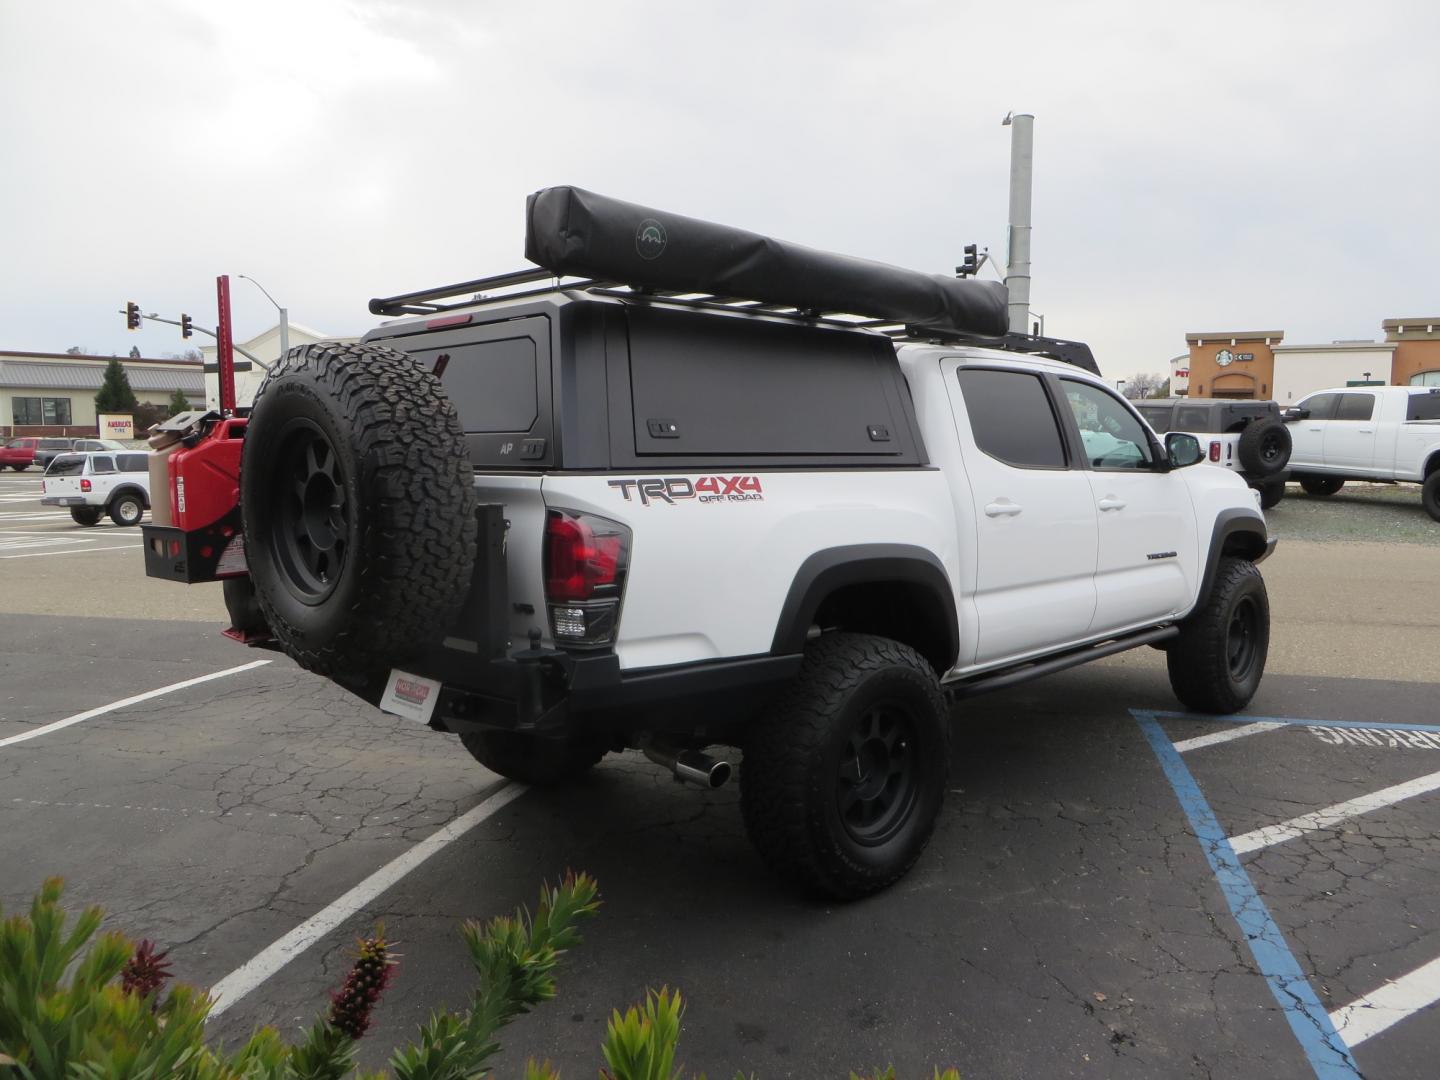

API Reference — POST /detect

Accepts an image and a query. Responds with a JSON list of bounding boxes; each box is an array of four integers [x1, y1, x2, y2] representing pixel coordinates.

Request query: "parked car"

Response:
[[40, 451, 151, 526], [70, 438, 131, 453], [12, 437, 76, 472], [1, 437, 39, 471], [143, 185, 1276, 899], [1284, 385, 1440, 521], [1134, 398, 1292, 508]]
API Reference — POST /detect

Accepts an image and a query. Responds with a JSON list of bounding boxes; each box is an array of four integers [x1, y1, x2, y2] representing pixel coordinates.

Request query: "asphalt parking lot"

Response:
[[2, 469, 1438, 1079]]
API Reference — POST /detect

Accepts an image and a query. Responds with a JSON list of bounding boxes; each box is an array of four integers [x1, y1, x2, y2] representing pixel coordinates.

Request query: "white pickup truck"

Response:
[[41, 451, 152, 526], [1284, 385, 1440, 521]]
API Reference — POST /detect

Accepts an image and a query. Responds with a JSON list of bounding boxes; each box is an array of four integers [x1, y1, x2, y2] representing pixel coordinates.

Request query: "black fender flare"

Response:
[[1193, 509, 1270, 615], [770, 544, 959, 670], [106, 484, 150, 510]]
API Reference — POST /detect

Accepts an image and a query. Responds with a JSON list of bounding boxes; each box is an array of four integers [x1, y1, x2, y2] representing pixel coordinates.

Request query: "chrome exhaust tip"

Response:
[[643, 744, 732, 789]]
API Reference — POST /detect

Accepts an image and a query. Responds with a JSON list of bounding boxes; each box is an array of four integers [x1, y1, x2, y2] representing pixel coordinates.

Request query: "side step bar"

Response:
[[947, 625, 1179, 700]]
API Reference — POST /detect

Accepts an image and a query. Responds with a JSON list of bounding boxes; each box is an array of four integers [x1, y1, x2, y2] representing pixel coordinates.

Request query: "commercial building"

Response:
[[1, 350, 204, 437], [1183, 317, 1440, 401]]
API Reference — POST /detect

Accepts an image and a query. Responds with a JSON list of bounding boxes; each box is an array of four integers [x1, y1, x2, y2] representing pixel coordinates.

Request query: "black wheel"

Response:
[[741, 632, 950, 900], [459, 730, 608, 786], [69, 506, 102, 526], [242, 342, 477, 678], [1299, 476, 1344, 497], [1259, 479, 1285, 510], [12, 464, 28, 472], [1236, 419, 1291, 476], [222, 576, 269, 635], [1167, 557, 1270, 714], [108, 493, 144, 527], [1422, 472, 1440, 523]]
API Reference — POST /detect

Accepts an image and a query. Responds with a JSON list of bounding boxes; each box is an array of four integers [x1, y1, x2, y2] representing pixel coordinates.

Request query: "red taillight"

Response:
[[545, 510, 624, 601], [543, 508, 630, 647], [1208, 441, 1221, 462], [80, 478, 92, 492]]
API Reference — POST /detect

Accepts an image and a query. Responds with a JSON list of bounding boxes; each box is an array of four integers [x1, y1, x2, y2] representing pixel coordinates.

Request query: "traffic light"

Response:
[[180, 313, 193, 339], [956, 244, 979, 278], [125, 301, 141, 330]]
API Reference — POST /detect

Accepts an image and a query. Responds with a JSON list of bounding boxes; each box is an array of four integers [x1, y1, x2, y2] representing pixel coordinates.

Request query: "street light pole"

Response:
[[1002, 111, 1035, 336], [238, 274, 289, 360]]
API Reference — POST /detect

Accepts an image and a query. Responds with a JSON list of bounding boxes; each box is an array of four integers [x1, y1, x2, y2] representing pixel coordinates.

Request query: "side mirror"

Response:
[[1165, 432, 1204, 469], [1282, 407, 1309, 422]]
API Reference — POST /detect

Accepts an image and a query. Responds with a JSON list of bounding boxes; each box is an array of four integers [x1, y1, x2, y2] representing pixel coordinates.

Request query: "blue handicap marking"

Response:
[[1132, 708, 1363, 1080]]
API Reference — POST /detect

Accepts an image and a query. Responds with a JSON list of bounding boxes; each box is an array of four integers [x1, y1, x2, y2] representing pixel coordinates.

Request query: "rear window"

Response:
[[627, 308, 910, 457], [1335, 394, 1375, 422], [1135, 404, 1173, 431], [90, 456, 116, 474], [956, 368, 1068, 469], [1173, 405, 1217, 432], [1298, 393, 1340, 420], [46, 455, 85, 476], [117, 453, 148, 472], [432, 336, 538, 434], [1406, 392, 1440, 421]]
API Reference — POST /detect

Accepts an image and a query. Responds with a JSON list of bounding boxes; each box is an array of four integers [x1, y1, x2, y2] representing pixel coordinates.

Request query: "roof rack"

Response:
[[370, 271, 1102, 375]]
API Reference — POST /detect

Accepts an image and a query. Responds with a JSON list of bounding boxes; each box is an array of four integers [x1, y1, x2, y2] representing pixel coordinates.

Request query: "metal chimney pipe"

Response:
[[1004, 112, 1035, 335]]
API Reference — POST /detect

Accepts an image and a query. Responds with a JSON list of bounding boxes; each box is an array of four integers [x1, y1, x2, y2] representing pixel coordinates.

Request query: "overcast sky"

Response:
[[2, 1, 1436, 378]]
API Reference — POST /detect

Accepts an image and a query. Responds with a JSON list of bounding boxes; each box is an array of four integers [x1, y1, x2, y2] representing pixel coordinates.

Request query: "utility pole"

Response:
[[1003, 111, 1035, 336]]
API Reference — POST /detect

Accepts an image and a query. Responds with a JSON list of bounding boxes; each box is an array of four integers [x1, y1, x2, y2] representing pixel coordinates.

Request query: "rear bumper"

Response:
[[355, 645, 802, 745], [41, 496, 86, 506]]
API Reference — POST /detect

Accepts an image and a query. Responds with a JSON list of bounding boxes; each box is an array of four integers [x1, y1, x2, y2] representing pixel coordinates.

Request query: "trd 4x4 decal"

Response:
[[609, 476, 764, 506]]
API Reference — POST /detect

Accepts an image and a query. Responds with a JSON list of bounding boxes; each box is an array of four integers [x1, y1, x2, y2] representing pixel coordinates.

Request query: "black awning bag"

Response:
[[525, 185, 1009, 337]]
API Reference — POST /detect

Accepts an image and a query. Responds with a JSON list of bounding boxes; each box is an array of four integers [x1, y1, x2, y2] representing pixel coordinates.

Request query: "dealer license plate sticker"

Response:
[[379, 669, 441, 724]]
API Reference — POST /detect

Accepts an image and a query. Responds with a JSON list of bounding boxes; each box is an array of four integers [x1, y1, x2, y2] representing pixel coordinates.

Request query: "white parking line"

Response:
[[0, 660, 272, 749], [1173, 721, 1285, 754], [1, 544, 142, 560], [207, 781, 528, 1017], [1229, 766, 1440, 856], [1330, 953, 1440, 1048]]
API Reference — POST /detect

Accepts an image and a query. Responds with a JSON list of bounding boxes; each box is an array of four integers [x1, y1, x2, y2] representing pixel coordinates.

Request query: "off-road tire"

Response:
[[1167, 557, 1270, 714], [108, 493, 144, 527], [740, 632, 950, 900], [1299, 476, 1344, 497], [69, 506, 102, 526], [1422, 471, 1440, 523], [1237, 419, 1291, 476], [1259, 479, 1285, 510], [459, 731, 609, 786], [242, 341, 477, 678]]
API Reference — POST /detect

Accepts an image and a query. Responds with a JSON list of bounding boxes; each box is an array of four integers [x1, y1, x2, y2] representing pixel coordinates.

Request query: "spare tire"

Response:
[[241, 341, 477, 678], [1237, 418, 1291, 476]]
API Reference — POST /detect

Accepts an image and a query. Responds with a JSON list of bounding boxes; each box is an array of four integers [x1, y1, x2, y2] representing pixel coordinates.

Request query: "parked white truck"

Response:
[[1283, 386, 1440, 520], [41, 451, 152, 526]]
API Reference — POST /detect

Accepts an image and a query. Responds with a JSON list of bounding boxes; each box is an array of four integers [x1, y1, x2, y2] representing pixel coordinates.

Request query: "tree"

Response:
[[166, 388, 192, 417], [129, 345, 141, 358], [1121, 372, 1166, 400], [94, 357, 140, 413]]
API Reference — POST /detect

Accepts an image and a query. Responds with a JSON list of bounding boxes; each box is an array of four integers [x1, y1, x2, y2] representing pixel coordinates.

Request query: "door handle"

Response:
[[1358, 428, 1374, 434], [1098, 497, 1127, 511], [984, 500, 1023, 517], [1307, 426, 1322, 432]]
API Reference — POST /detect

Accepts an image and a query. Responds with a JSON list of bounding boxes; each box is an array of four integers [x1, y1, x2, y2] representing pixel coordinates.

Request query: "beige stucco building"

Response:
[[1, 351, 204, 437]]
